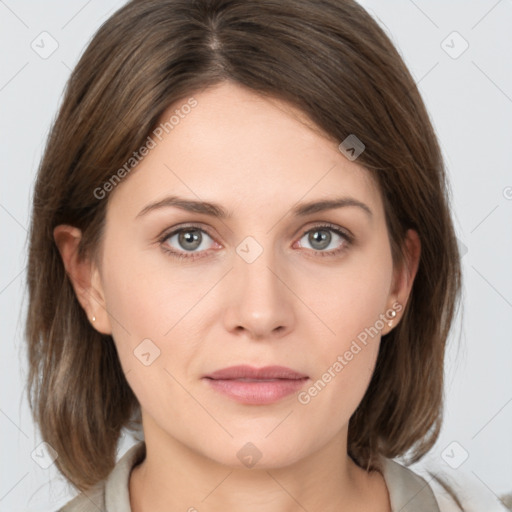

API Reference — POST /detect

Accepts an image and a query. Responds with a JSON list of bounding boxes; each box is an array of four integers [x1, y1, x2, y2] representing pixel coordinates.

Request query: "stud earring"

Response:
[[92, 316, 96, 322], [387, 309, 397, 327]]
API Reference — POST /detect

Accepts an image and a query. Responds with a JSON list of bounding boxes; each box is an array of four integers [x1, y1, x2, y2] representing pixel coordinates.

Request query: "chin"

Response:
[[195, 435, 312, 471]]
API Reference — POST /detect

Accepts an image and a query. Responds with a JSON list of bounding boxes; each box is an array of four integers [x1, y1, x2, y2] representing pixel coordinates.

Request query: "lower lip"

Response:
[[204, 378, 309, 405]]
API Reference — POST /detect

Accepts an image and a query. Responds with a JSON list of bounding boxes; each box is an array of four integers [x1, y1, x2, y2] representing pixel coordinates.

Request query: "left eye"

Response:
[[296, 225, 350, 254]]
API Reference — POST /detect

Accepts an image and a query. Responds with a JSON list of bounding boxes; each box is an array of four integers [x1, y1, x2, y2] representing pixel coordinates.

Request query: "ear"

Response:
[[53, 225, 112, 335], [384, 228, 421, 334]]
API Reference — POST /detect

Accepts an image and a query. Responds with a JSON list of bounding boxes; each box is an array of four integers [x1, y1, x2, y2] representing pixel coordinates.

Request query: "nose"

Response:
[[223, 239, 296, 340]]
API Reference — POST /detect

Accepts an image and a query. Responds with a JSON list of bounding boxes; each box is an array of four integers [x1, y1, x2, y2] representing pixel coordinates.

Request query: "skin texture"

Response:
[[54, 81, 421, 512]]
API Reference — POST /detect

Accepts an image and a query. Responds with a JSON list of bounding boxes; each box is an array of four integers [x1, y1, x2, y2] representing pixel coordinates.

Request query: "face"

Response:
[[91, 81, 406, 468]]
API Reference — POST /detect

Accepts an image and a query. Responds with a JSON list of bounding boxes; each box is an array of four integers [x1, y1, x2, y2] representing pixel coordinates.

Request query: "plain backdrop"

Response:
[[0, 1, 511, 511]]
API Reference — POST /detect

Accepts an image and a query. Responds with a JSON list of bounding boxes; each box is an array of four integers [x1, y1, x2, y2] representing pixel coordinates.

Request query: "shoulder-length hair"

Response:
[[25, 0, 462, 492]]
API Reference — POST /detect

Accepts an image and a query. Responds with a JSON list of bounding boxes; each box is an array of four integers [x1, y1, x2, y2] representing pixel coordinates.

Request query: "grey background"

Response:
[[0, 1, 511, 510]]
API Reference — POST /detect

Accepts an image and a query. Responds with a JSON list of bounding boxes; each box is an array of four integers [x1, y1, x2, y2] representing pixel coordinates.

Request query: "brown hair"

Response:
[[25, 0, 462, 493]]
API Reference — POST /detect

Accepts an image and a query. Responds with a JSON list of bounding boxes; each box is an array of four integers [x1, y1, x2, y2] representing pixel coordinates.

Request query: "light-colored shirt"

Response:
[[57, 441, 508, 512]]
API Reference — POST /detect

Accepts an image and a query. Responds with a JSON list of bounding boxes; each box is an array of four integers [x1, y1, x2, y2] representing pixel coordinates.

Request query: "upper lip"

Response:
[[204, 365, 308, 380]]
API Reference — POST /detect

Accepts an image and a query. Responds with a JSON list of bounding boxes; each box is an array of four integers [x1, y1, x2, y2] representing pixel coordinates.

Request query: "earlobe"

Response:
[[385, 229, 421, 333], [53, 224, 112, 335]]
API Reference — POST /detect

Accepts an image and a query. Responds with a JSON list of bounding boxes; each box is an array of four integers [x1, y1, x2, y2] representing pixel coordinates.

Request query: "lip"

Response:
[[205, 365, 308, 380], [203, 365, 309, 405]]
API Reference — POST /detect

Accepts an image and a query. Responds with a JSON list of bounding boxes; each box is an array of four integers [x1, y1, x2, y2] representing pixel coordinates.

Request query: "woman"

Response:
[[25, 0, 494, 510]]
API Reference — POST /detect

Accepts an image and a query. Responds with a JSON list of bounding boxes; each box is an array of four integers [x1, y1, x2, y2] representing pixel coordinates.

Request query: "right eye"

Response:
[[159, 225, 219, 260]]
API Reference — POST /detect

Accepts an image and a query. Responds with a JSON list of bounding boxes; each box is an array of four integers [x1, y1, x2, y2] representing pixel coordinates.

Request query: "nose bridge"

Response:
[[225, 233, 294, 337], [237, 235, 280, 293]]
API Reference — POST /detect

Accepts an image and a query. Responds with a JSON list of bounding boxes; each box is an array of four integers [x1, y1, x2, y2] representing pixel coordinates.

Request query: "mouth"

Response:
[[202, 365, 309, 405]]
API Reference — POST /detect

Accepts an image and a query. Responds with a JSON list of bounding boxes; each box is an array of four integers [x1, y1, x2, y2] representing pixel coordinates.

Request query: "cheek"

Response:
[[298, 296, 385, 430], [300, 342, 379, 438], [99, 250, 200, 418], [299, 244, 392, 408], [305, 241, 393, 350], [100, 235, 206, 339], [98, 239, 200, 380]]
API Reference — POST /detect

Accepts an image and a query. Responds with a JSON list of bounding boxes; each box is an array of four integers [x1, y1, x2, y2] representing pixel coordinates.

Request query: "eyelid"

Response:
[[157, 222, 219, 249], [158, 221, 353, 242], [298, 221, 354, 242], [158, 221, 353, 259], [294, 222, 353, 257], [157, 222, 219, 261]]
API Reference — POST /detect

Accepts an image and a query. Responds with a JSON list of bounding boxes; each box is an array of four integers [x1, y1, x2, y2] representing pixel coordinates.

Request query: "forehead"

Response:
[[107, 81, 383, 220]]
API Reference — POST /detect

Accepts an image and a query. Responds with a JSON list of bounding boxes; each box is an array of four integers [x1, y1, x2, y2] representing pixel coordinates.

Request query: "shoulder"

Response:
[[427, 469, 510, 512], [379, 454, 510, 512], [56, 482, 105, 512], [56, 441, 146, 512]]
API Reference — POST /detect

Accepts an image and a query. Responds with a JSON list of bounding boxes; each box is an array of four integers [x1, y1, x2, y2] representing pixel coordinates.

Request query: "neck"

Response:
[[129, 422, 389, 512]]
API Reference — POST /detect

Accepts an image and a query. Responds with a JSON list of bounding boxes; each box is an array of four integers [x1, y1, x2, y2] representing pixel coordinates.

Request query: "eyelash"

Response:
[[158, 223, 353, 261]]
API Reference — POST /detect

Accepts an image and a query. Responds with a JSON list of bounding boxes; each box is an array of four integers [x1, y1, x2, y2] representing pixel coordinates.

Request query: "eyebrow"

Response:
[[136, 195, 373, 219]]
